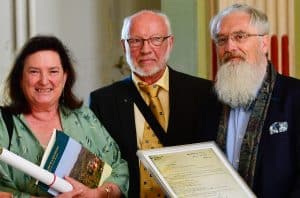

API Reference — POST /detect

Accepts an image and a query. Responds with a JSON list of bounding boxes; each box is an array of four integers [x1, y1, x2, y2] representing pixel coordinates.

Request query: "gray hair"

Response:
[[210, 4, 269, 40], [121, 10, 172, 39]]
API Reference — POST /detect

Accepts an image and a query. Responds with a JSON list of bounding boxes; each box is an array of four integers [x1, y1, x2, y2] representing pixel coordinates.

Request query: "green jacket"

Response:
[[0, 105, 129, 197]]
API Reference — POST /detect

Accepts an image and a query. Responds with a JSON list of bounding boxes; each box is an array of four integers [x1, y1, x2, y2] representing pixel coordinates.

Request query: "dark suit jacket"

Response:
[[214, 73, 300, 198], [253, 74, 300, 198], [89, 68, 220, 197]]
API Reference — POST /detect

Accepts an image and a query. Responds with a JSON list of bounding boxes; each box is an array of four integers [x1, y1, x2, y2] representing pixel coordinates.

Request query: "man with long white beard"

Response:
[[210, 4, 300, 198]]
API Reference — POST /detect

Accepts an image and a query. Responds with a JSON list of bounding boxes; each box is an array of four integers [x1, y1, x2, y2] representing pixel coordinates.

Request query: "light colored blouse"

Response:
[[0, 105, 129, 198]]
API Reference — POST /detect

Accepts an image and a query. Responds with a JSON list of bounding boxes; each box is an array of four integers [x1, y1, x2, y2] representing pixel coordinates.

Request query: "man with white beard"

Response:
[[210, 4, 300, 198], [90, 10, 220, 197]]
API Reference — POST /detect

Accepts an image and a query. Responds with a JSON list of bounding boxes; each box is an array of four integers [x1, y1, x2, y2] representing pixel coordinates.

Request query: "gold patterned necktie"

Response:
[[139, 83, 165, 198]]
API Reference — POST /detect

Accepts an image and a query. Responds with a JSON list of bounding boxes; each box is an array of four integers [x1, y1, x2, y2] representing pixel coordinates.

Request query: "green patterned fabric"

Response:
[[0, 105, 129, 198], [217, 64, 277, 187]]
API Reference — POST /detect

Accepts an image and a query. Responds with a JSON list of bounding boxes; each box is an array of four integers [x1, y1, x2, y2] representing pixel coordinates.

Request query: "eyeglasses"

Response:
[[125, 35, 171, 48], [215, 32, 265, 46]]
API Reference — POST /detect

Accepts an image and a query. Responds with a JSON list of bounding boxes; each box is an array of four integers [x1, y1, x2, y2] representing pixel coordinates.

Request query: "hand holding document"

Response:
[[0, 146, 73, 194], [137, 141, 256, 198]]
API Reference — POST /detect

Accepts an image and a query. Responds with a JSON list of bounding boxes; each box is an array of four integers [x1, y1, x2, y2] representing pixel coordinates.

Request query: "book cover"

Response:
[[37, 129, 112, 196]]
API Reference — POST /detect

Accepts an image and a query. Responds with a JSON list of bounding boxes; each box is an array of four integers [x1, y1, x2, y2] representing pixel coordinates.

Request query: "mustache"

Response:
[[220, 52, 246, 64]]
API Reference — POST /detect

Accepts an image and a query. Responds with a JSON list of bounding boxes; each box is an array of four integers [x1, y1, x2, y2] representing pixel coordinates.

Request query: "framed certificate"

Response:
[[137, 141, 256, 198]]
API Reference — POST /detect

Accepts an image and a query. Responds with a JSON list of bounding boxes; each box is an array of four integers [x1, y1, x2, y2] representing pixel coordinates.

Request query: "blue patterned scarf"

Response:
[[216, 63, 277, 187]]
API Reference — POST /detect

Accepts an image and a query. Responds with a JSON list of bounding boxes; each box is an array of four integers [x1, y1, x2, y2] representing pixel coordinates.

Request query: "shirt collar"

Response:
[[132, 67, 169, 92]]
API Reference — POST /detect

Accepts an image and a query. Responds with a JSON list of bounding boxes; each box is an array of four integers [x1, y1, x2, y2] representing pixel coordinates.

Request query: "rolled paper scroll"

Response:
[[0, 147, 73, 194]]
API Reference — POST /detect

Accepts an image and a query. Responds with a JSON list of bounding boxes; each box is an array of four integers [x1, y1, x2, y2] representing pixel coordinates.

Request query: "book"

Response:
[[137, 141, 256, 198], [37, 129, 112, 196], [0, 146, 73, 194]]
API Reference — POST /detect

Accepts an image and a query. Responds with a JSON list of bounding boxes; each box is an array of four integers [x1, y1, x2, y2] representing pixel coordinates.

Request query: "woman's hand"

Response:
[[54, 177, 93, 198], [0, 191, 49, 198], [98, 181, 122, 198], [55, 177, 122, 198], [0, 192, 12, 198]]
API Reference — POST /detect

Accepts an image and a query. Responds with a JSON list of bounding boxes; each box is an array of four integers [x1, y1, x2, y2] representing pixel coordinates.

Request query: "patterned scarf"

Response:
[[216, 63, 277, 187]]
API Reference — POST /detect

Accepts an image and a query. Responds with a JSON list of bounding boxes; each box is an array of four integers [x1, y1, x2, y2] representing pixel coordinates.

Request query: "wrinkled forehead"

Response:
[[217, 11, 256, 34], [129, 13, 168, 37]]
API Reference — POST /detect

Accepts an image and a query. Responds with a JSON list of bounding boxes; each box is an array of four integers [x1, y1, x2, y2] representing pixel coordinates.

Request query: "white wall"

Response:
[[0, 0, 160, 105], [33, 0, 133, 104], [0, 0, 15, 97]]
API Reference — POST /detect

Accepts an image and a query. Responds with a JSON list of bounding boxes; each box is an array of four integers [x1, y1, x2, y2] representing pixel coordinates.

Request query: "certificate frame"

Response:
[[137, 141, 256, 198]]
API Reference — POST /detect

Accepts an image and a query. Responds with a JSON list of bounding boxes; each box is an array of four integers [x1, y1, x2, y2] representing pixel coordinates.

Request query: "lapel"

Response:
[[116, 78, 138, 151], [167, 68, 177, 135]]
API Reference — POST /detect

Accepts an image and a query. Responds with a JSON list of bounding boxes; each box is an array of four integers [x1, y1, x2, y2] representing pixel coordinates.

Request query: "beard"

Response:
[[126, 46, 171, 77], [214, 58, 266, 108]]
